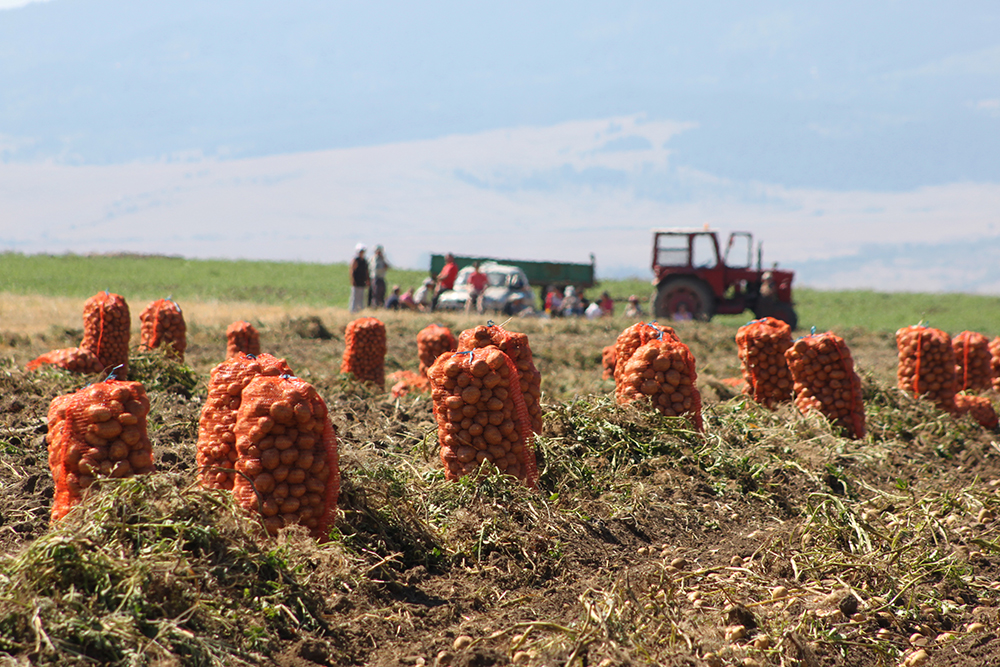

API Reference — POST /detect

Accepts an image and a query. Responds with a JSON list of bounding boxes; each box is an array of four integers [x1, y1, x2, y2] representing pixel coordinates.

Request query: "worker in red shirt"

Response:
[[433, 253, 458, 310], [466, 261, 489, 314]]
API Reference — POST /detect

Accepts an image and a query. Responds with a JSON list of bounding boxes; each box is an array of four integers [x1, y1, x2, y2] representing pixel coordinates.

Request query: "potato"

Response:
[[226, 320, 261, 358], [429, 347, 538, 486], [417, 324, 457, 376], [457, 325, 543, 434], [231, 375, 340, 539], [614, 331, 703, 430], [341, 317, 387, 388], [896, 325, 957, 412], [26, 346, 104, 374], [28, 291, 130, 376], [736, 317, 793, 409], [388, 370, 431, 398], [196, 353, 293, 490], [954, 394, 998, 429], [785, 332, 866, 439], [953, 331, 992, 392], [601, 345, 616, 380], [47, 379, 155, 522], [613, 322, 679, 404], [80, 291, 131, 379], [138, 298, 187, 361]]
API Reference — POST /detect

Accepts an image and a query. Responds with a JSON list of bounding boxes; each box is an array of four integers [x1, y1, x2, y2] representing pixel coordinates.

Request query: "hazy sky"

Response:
[[1, 1, 999, 291], [0, 0, 47, 9]]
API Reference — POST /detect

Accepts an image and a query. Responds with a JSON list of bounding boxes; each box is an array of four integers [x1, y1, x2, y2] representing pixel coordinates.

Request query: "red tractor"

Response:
[[650, 228, 797, 329]]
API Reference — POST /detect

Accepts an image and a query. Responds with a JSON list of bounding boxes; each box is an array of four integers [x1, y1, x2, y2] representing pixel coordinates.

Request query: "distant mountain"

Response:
[[1, 1, 999, 192]]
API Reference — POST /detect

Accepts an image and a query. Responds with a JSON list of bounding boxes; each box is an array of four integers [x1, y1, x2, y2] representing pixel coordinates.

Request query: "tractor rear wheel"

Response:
[[754, 300, 798, 330], [653, 277, 715, 321]]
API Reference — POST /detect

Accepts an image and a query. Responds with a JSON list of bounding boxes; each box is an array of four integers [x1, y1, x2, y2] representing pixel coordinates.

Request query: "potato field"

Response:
[[3, 292, 1000, 667]]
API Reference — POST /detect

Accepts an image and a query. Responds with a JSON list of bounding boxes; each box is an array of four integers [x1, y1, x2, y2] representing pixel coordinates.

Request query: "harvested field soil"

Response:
[[2, 300, 1000, 667]]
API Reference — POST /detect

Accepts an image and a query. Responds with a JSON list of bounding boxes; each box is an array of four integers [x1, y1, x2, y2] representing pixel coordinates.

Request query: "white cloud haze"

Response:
[[1, 1, 998, 292]]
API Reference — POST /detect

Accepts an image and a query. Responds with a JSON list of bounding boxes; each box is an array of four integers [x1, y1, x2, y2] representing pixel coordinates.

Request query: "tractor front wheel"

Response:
[[653, 278, 715, 322]]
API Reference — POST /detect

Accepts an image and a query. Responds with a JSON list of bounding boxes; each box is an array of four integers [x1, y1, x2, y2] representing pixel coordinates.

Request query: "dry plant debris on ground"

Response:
[[1, 308, 1000, 666]]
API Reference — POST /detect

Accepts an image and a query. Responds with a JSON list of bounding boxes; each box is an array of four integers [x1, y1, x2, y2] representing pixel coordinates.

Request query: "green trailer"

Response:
[[430, 253, 595, 287], [430, 253, 597, 309]]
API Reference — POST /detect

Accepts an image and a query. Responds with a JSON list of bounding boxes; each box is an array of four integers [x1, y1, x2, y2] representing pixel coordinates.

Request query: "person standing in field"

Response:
[[433, 253, 459, 311], [349, 244, 370, 313], [466, 261, 489, 314], [370, 245, 390, 308]]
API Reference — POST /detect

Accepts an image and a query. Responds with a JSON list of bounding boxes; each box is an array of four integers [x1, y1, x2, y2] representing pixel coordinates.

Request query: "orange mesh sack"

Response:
[[429, 347, 538, 487], [47, 379, 154, 522], [80, 291, 131, 378], [990, 337, 1000, 393], [139, 298, 187, 361], [613, 322, 679, 391], [785, 332, 866, 439], [341, 317, 387, 388], [457, 324, 543, 434], [231, 375, 340, 539], [27, 347, 103, 374], [602, 345, 617, 380], [46, 394, 74, 521], [616, 337, 703, 430], [417, 324, 457, 376], [896, 325, 957, 412], [736, 317, 793, 409], [196, 353, 293, 490], [952, 331, 992, 393], [954, 394, 999, 429], [389, 370, 431, 398], [226, 321, 261, 359]]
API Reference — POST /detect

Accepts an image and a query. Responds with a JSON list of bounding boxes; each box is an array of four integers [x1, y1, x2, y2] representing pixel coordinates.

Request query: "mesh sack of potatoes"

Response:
[[80, 291, 131, 378], [226, 321, 261, 359], [27, 346, 103, 374], [457, 324, 543, 434], [602, 345, 617, 380], [389, 370, 431, 398], [991, 337, 1000, 393], [417, 324, 457, 376], [952, 331, 992, 393], [341, 317, 387, 388], [896, 325, 957, 412], [196, 352, 293, 491], [613, 322, 679, 403], [46, 394, 75, 521], [428, 346, 538, 487], [615, 337, 703, 430], [736, 317, 793, 409], [230, 374, 340, 539], [46, 379, 155, 522], [954, 394, 999, 429], [785, 332, 866, 439], [138, 298, 187, 361]]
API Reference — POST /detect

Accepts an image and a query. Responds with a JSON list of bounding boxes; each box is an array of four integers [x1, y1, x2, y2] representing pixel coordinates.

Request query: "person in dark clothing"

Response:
[[349, 244, 370, 313], [385, 284, 401, 310]]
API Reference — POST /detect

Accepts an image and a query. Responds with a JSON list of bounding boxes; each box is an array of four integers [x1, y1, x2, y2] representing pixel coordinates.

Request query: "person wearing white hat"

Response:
[[349, 244, 370, 313], [414, 277, 435, 312]]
